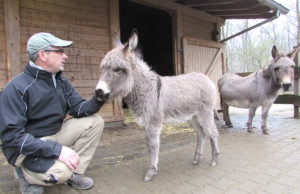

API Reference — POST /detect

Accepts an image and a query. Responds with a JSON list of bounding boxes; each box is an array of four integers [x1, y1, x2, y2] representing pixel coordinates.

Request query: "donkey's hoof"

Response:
[[210, 160, 217, 167], [192, 160, 200, 165], [226, 123, 233, 128], [262, 128, 270, 134], [144, 176, 153, 182], [144, 169, 157, 182], [247, 127, 254, 133]]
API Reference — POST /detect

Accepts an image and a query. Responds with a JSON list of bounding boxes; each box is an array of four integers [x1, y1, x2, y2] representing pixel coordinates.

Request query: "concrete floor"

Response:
[[1, 105, 300, 194]]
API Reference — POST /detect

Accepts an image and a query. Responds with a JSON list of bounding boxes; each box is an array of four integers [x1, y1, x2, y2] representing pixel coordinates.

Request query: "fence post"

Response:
[[294, 55, 299, 119]]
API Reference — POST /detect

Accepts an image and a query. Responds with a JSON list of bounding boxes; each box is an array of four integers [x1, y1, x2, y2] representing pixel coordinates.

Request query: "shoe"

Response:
[[67, 173, 94, 190], [14, 167, 44, 194]]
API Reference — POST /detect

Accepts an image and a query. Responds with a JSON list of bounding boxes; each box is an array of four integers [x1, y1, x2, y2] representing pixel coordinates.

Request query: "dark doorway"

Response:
[[119, 0, 174, 76]]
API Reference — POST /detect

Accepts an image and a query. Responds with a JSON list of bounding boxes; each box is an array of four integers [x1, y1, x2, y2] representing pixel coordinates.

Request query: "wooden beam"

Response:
[[175, 10, 183, 74], [223, 12, 276, 19], [275, 94, 300, 106], [208, 7, 271, 16], [129, 0, 225, 24], [4, 0, 21, 80], [109, 0, 120, 48], [181, 0, 234, 7], [109, 0, 124, 121], [206, 47, 224, 75], [194, 1, 259, 11]]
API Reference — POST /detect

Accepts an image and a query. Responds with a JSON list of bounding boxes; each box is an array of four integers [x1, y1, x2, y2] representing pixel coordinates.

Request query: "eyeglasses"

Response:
[[43, 49, 65, 54]]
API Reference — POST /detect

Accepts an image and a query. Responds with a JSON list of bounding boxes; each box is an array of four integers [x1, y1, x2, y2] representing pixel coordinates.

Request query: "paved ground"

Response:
[[1, 105, 300, 194]]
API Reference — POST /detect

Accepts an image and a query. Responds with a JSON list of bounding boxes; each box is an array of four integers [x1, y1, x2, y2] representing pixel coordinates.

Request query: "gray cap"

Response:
[[27, 32, 73, 55]]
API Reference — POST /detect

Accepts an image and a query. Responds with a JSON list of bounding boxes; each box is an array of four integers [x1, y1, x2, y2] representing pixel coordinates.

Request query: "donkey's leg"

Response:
[[209, 131, 220, 167], [247, 106, 258, 133], [261, 104, 272, 134], [222, 101, 233, 127], [188, 118, 205, 165], [144, 124, 162, 182], [196, 112, 220, 167]]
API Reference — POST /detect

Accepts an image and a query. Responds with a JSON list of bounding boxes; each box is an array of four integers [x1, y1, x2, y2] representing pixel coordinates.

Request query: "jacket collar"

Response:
[[24, 63, 62, 80]]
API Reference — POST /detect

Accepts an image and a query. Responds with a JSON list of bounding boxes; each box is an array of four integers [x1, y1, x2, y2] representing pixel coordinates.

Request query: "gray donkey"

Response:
[[95, 31, 220, 181], [218, 44, 300, 134]]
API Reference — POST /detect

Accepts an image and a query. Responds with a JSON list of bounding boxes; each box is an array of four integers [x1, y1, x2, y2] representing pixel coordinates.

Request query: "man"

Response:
[[0, 32, 106, 193]]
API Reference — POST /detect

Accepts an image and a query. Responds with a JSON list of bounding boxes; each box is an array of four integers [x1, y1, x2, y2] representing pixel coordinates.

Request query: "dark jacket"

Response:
[[0, 64, 104, 166]]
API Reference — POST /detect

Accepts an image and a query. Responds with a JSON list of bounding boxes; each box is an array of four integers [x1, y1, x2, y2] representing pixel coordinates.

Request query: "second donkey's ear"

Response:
[[271, 45, 280, 60], [287, 43, 300, 58]]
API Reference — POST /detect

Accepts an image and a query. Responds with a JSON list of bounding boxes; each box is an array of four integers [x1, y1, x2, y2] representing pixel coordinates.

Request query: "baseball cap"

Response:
[[27, 32, 73, 55]]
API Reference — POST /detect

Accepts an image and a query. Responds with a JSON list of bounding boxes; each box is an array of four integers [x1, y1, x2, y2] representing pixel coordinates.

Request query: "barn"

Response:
[[1, 0, 289, 123]]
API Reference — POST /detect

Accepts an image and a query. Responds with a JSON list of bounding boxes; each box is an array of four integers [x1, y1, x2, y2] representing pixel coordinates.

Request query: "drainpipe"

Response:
[[220, 10, 280, 43]]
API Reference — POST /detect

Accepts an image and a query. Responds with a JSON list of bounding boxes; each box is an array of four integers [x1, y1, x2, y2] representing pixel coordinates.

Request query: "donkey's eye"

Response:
[[113, 67, 122, 73], [274, 67, 280, 71]]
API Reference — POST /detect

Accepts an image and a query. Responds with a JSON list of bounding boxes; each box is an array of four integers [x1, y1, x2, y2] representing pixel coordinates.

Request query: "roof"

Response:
[[175, 0, 289, 19]]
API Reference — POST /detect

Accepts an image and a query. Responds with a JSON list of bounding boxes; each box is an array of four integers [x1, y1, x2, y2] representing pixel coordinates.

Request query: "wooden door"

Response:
[[182, 37, 226, 109]]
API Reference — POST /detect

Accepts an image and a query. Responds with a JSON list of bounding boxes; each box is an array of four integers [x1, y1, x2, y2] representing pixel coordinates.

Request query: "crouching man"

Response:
[[0, 32, 107, 193]]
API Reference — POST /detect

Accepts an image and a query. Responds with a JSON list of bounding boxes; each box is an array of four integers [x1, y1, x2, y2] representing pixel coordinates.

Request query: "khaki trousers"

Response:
[[15, 114, 104, 186]]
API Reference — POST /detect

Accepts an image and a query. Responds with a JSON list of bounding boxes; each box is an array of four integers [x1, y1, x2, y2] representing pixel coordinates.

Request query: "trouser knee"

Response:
[[90, 114, 104, 134]]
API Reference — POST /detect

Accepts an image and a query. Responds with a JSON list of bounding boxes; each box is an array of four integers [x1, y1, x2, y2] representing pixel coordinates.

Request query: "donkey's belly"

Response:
[[163, 113, 196, 124], [226, 100, 250, 108]]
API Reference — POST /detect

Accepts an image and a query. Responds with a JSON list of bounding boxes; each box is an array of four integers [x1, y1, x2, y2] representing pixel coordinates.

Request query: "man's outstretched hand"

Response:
[[58, 146, 80, 170]]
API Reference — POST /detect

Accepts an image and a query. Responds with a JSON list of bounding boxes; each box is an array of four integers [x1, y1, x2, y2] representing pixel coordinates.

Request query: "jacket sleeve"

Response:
[[61, 78, 105, 118], [0, 85, 62, 163]]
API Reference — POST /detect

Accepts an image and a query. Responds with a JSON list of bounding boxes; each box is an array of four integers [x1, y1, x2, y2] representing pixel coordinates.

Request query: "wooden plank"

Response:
[[109, 0, 120, 48], [206, 47, 223, 75], [20, 1, 108, 27], [275, 94, 300, 106], [4, 0, 21, 80], [185, 37, 224, 48], [236, 72, 252, 77], [0, 70, 7, 80], [109, 0, 124, 122], [295, 66, 300, 78], [175, 10, 183, 74], [294, 52, 299, 118]]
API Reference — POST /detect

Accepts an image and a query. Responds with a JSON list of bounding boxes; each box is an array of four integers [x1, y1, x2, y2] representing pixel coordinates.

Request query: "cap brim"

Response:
[[51, 40, 73, 47]]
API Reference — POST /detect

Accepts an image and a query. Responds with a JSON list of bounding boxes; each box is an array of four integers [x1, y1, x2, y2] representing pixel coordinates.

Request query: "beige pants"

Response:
[[15, 114, 104, 186]]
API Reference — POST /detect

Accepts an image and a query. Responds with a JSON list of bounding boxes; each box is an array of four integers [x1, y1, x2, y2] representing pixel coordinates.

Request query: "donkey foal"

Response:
[[95, 31, 220, 181]]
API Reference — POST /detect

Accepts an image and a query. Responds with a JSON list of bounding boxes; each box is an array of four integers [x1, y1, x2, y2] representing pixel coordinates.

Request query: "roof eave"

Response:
[[257, 0, 289, 15]]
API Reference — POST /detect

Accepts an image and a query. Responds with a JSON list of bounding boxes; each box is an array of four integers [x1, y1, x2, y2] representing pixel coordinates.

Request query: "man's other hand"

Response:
[[58, 146, 80, 170]]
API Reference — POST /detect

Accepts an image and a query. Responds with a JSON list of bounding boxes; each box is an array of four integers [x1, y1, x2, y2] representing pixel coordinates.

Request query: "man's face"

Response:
[[42, 46, 68, 74]]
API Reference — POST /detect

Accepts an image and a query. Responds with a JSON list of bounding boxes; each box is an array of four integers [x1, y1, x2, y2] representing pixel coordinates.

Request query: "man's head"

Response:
[[27, 32, 73, 74]]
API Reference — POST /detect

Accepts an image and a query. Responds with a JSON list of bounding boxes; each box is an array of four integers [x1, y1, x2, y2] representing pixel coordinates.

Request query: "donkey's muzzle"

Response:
[[95, 89, 110, 101], [282, 83, 292, 91]]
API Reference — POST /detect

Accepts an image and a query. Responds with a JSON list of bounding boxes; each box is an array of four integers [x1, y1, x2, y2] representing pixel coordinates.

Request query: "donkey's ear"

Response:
[[123, 29, 138, 54], [271, 45, 280, 60], [128, 29, 138, 52], [114, 37, 122, 47], [287, 43, 300, 58]]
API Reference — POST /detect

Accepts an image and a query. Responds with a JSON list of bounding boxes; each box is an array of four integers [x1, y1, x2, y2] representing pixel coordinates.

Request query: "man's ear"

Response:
[[37, 50, 47, 62]]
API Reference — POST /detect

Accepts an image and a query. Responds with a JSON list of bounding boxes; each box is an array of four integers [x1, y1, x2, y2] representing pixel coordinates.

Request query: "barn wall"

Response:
[[182, 13, 215, 40], [1, 0, 123, 122], [19, 0, 110, 96], [0, 0, 7, 90]]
